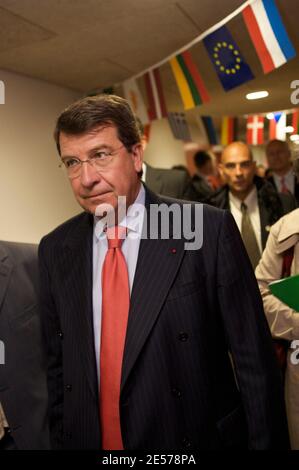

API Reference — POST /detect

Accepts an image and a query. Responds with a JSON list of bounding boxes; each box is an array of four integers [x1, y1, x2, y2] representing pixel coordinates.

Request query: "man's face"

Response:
[[59, 124, 143, 215], [219, 144, 256, 197], [266, 141, 291, 173]]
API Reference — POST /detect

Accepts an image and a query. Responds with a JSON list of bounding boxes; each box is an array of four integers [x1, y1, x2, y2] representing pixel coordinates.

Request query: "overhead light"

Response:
[[266, 113, 274, 119], [285, 126, 295, 133], [290, 134, 299, 142], [246, 91, 269, 100]]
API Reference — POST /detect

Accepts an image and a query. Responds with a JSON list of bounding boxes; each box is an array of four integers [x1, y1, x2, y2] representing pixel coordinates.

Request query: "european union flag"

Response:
[[203, 26, 254, 91]]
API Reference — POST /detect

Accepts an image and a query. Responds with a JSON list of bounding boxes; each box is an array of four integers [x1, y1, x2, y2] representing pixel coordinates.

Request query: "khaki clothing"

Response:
[[256, 208, 299, 449]]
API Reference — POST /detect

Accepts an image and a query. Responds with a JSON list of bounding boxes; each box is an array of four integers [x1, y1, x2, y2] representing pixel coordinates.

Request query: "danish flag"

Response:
[[246, 115, 264, 145]]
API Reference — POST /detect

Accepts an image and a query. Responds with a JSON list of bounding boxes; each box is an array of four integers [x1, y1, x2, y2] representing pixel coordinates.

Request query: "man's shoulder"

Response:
[[156, 193, 226, 219], [40, 211, 91, 247], [0, 240, 38, 264]]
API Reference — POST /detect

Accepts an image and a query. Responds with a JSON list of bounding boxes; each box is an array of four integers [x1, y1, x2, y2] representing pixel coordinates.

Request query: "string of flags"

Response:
[[195, 109, 298, 147], [120, 0, 295, 130]]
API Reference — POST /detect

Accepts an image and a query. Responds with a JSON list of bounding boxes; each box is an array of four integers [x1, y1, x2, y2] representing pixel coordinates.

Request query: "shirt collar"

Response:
[[93, 183, 146, 241], [229, 186, 257, 212], [273, 168, 293, 183]]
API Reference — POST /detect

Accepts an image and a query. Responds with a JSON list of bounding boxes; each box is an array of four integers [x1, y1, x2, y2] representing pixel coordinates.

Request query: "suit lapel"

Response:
[[121, 189, 186, 390], [0, 245, 13, 312], [61, 213, 98, 398], [258, 195, 269, 249]]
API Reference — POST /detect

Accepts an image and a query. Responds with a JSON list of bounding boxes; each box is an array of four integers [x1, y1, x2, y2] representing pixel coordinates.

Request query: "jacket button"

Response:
[[57, 331, 63, 339], [171, 388, 182, 398], [178, 332, 188, 342], [65, 384, 72, 391]]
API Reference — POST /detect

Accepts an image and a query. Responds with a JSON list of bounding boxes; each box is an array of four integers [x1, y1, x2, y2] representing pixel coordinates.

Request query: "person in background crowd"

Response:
[[207, 141, 296, 269], [136, 118, 194, 200], [256, 163, 266, 179], [255, 157, 299, 450], [0, 241, 49, 450], [189, 151, 216, 201], [39, 94, 289, 450], [266, 139, 299, 206]]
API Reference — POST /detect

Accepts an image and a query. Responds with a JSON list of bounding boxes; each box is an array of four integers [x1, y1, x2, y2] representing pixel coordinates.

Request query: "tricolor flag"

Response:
[[203, 26, 254, 91], [221, 116, 237, 146], [169, 51, 210, 110], [292, 109, 299, 135], [269, 112, 287, 140], [144, 68, 168, 121], [242, 0, 296, 74], [246, 115, 264, 145], [201, 116, 218, 145], [123, 78, 149, 124]]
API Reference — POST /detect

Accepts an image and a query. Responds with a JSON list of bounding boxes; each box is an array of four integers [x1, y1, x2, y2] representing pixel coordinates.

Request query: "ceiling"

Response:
[[0, 0, 298, 117]]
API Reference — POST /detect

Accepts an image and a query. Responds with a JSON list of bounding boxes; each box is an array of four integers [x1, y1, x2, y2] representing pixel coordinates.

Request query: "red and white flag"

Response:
[[246, 115, 264, 145], [143, 68, 168, 121]]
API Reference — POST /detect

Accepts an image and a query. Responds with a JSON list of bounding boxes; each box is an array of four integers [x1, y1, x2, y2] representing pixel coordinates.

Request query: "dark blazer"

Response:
[[144, 163, 195, 200], [189, 174, 214, 202], [206, 176, 296, 250], [267, 174, 299, 207], [0, 241, 50, 449], [39, 186, 289, 450]]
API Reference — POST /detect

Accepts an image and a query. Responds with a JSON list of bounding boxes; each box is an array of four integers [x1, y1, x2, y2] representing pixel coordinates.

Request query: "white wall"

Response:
[[0, 69, 80, 244]]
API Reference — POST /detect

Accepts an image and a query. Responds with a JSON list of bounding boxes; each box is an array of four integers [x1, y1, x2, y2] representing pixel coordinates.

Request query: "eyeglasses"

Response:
[[59, 144, 125, 179], [223, 160, 253, 171]]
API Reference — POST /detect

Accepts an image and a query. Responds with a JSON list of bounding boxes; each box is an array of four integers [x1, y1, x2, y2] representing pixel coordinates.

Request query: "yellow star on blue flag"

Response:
[[203, 26, 254, 91]]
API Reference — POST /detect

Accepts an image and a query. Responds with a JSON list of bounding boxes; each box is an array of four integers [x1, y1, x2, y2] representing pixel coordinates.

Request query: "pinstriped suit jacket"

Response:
[[39, 187, 289, 450]]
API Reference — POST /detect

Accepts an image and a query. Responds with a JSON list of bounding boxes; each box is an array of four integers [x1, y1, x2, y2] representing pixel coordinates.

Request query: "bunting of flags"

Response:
[[168, 113, 191, 141], [242, 0, 296, 74], [123, 78, 149, 124], [269, 112, 287, 140], [144, 69, 168, 121], [221, 116, 237, 145], [201, 116, 218, 145], [169, 51, 210, 110], [203, 25, 254, 91], [292, 109, 299, 135], [114, 0, 296, 126], [246, 115, 264, 145]]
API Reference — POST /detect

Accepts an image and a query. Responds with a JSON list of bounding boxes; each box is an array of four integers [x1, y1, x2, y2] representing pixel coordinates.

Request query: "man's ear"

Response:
[[132, 143, 144, 173], [218, 163, 224, 178]]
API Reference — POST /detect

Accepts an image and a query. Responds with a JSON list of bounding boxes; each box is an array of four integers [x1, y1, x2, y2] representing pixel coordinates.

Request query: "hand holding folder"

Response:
[[269, 274, 299, 312]]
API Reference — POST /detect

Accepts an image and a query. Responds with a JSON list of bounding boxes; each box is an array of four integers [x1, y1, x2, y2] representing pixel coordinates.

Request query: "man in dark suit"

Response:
[[207, 142, 296, 269], [189, 150, 216, 201], [39, 94, 289, 450], [142, 162, 192, 199], [266, 139, 299, 206], [0, 241, 49, 449]]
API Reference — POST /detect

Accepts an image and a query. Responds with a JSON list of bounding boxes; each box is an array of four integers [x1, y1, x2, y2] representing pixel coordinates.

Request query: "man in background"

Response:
[[266, 139, 299, 206], [190, 150, 216, 201], [137, 117, 194, 200], [0, 241, 49, 449], [207, 141, 296, 269]]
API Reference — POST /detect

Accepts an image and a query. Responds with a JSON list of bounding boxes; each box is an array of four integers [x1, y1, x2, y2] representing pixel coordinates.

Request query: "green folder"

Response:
[[269, 274, 299, 312]]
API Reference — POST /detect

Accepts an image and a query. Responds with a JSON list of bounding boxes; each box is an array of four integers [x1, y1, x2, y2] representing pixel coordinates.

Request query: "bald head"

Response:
[[219, 141, 256, 200], [221, 141, 253, 164]]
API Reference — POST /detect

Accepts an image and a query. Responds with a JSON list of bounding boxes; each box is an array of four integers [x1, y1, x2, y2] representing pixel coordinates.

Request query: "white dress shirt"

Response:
[[92, 183, 145, 384], [229, 187, 262, 254], [273, 169, 295, 194]]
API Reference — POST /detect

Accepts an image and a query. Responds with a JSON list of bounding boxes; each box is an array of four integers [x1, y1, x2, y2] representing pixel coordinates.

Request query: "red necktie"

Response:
[[100, 226, 129, 450], [280, 176, 289, 194]]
